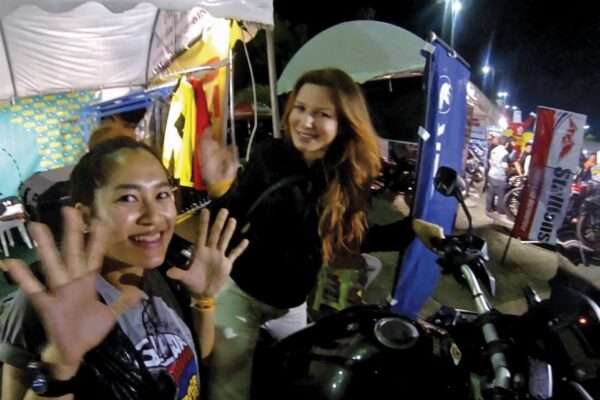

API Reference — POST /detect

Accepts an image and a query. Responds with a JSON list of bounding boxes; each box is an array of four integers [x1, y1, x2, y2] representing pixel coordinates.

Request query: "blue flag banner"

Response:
[[392, 37, 470, 317]]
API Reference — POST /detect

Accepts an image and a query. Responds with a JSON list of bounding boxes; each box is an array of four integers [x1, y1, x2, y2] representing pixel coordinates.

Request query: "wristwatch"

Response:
[[26, 361, 78, 397]]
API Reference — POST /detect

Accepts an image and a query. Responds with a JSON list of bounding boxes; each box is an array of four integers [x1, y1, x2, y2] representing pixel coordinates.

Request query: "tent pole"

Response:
[[0, 21, 18, 101], [144, 9, 161, 87], [265, 27, 280, 138]]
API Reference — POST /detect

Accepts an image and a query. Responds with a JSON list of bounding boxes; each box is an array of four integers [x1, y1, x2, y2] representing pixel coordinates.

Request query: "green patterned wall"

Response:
[[0, 91, 97, 197]]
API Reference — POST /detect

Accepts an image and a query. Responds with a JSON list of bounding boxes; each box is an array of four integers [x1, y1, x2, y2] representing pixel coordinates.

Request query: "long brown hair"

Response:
[[282, 68, 381, 263]]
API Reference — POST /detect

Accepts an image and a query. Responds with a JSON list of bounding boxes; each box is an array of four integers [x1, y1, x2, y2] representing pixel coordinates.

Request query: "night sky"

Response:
[[273, 0, 600, 136]]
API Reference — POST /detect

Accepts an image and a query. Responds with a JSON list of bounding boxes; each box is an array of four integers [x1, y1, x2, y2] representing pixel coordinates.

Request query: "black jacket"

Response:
[[211, 138, 414, 308]]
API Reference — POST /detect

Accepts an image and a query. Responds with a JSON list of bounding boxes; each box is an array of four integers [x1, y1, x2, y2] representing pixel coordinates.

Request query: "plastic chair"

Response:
[[0, 219, 34, 257], [0, 197, 34, 257]]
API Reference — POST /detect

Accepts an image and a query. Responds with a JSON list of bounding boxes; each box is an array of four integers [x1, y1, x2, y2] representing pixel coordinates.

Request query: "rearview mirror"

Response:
[[434, 166, 459, 197]]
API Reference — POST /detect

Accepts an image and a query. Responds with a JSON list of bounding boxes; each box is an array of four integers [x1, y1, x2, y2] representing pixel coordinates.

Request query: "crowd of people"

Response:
[[485, 129, 599, 223], [0, 68, 440, 400], [484, 133, 531, 222]]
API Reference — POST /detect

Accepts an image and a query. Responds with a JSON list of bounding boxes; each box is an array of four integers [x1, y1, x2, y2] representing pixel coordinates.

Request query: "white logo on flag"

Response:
[[437, 123, 446, 136], [438, 76, 452, 114]]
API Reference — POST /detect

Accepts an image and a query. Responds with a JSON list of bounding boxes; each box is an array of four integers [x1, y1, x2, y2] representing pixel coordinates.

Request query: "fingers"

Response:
[[197, 208, 210, 247], [29, 222, 70, 288], [60, 207, 86, 278], [218, 217, 237, 251], [85, 219, 110, 274], [207, 209, 229, 248], [109, 286, 145, 319], [227, 239, 249, 262], [1, 258, 46, 297], [165, 267, 187, 282]]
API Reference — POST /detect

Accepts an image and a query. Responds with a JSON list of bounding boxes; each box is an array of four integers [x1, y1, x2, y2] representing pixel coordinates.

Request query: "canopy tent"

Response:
[[0, 0, 276, 199], [0, 0, 273, 101], [277, 20, 426, 94]]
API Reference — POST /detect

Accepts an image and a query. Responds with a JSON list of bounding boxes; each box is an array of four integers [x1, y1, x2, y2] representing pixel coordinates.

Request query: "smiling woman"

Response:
[[200, 68, 436, 400], [0, 136, 248, 400]]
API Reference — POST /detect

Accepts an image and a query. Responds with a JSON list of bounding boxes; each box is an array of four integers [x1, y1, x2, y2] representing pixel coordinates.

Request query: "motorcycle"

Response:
[[576, 181, 600, 251], [370, 155, 416, 207], [503, 175, 527, 221], [252, 166, 600, 400], [465, 147, 485, 185]]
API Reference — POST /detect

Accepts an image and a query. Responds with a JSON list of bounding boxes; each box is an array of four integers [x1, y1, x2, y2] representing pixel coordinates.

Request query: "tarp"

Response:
[[277, 20, 426, 94], [0, 91, 95, 197], [0, 1, 270, 197], [0, 0, 273, 101]]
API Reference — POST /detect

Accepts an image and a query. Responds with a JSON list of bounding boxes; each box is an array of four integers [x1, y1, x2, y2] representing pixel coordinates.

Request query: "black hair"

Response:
[[70, 137, 168, 207]]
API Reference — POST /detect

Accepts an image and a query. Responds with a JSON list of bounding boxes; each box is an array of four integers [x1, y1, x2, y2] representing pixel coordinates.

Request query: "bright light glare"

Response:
[[481, 65, 491, 74], [452, 0, 463, 13], [498, 116, 508, 130], [584, 125, 590, 130]]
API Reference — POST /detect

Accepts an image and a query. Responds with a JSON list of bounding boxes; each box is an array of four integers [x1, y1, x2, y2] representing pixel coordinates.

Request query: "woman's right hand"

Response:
[[200, 129, 239, 187], [0, 207, 143, 378]]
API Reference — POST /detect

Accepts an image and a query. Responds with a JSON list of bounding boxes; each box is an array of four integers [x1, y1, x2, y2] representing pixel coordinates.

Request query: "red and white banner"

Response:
[[514, 106, 587, 243]]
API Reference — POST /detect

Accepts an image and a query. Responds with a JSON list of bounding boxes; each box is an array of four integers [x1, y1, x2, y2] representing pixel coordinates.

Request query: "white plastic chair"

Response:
[[0, 197, 34, 257], [0, 219, 34, 257]]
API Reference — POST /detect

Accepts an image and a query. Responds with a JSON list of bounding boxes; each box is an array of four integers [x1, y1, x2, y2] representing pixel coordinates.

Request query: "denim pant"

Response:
[[486, 177, 507, 214], [207, 278, 307, 400]]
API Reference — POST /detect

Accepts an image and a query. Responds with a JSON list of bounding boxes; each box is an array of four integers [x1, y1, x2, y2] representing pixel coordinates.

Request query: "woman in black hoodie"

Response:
[[203, 68, 437, 400]]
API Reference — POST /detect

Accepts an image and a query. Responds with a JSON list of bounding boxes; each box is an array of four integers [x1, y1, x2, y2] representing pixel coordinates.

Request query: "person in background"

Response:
[[198, 68, 442, 400], [88, 112, 143, 148], [515, 141, 533, 176], [486, 135, 510, 219], [483, 133, 500, 192], [581, 153, 597, 182], [0, 137, 248, 400]]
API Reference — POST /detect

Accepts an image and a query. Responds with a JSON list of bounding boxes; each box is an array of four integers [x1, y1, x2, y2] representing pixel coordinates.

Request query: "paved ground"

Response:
[[363, 188, 600, 319]]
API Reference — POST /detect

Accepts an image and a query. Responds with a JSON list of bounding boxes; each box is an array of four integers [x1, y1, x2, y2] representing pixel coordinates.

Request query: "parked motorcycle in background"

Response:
[[370, 154, 416, 207], [503, 175, 527, 221], [252, 166, 600, 400], [575, 181, 600, 251]]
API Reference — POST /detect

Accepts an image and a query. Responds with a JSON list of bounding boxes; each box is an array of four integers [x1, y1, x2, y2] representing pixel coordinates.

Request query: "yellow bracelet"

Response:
[[190, 297, 215, 311]]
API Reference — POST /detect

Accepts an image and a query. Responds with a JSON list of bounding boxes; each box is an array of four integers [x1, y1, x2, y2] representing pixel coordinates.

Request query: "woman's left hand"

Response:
[[166, 208, 249, 299], [412, 218, 445, 250]]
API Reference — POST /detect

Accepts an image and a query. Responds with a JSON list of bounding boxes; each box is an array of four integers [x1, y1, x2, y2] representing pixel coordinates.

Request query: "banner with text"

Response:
[[513, 106, 586, 243]]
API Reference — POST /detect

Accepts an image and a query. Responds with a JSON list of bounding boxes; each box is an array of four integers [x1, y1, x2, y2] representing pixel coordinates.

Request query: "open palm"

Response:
[[200, 131, 239, 186], [166, 208, 248, 299], [0, 208, 141, 369]]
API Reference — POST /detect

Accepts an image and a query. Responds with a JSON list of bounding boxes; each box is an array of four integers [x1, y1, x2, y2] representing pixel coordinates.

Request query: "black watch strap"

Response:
[[26, 361, 78, 397]]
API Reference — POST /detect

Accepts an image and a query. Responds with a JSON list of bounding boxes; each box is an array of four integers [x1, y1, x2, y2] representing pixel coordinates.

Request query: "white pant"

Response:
[[207, 278, 307, 400]]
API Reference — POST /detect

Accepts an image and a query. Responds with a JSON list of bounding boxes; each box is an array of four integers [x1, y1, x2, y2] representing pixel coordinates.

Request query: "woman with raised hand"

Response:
[[0, 137, 248, 400], [200, 68, 441, 400]]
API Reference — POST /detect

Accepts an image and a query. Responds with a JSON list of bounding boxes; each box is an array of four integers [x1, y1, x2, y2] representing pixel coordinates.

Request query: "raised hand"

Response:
[[200, 129, 239, 186], [166, 208, 248, 299], [0, 208, 143, 376]]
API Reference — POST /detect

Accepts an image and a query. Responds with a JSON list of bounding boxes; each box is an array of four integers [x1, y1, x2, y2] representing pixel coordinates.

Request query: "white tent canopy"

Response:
[[0, 0, 273, 100], [277, 20, 426, 94]]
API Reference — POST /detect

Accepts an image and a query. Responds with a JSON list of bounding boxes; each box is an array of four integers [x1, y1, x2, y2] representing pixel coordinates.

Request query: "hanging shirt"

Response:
[[162, 79, 197, 187], [189, 78, 211, 190]]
